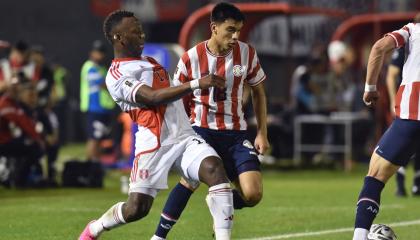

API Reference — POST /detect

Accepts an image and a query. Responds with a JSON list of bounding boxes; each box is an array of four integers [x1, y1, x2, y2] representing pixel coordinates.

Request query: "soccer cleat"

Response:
[[79, 220, 97, 240]]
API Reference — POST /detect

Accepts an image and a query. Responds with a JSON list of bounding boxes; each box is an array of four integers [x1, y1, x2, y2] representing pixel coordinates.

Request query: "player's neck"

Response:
[[207, 38, 230, 56], [113, 48, 139, 59]]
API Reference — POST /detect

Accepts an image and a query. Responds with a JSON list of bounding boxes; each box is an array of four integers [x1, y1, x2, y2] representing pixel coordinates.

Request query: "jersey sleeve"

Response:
[[172, 56, 190, 87], [112, 69, 153, 104], [245, 47, 266, 86], [386, 23, 414, 48]]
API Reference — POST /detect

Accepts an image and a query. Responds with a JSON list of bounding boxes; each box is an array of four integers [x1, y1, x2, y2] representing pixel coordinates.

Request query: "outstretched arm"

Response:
[[135, 74, 225, 106]]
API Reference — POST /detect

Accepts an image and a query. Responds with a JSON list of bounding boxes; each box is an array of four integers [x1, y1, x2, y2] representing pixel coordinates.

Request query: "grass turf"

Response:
[[1, 145, 419, 239]]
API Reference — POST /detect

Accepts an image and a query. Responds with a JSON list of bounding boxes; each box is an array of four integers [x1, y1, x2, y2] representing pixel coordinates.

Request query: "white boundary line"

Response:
[[238, 219, 420, 240]]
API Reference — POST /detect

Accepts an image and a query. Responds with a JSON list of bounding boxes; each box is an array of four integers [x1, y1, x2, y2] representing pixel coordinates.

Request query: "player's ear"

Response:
[[210, 22, 217, 35]]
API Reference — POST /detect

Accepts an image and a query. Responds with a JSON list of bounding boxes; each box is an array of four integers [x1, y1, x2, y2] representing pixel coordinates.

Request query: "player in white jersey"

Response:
[[353, 23, 420, 240], [78, 10, 235, 240], [152, 3, 269, 239]]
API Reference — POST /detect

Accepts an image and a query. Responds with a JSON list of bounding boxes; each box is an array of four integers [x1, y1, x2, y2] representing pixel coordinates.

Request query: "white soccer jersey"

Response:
[[174, 41, 266, 130], [105, 56, 195, 156], [387, 23, 420, 120]]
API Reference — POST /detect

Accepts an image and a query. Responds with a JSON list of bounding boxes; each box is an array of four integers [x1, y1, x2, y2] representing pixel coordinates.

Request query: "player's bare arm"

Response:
[[250, 82, 269, 154], [363, 35, 396, 107], [135, 74, 225, 105], [385, 64, 400, 114]]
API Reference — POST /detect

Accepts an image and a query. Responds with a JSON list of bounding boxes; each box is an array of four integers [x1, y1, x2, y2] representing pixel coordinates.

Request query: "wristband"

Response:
[[190, 79, 200, 90], [364, 84, 377, 92]]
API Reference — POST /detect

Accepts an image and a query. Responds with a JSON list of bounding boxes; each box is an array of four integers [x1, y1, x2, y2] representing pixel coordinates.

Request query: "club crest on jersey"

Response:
[[138, 169, 149, 180], [233, 65, 245, 77], [243, 140, 254, 149]]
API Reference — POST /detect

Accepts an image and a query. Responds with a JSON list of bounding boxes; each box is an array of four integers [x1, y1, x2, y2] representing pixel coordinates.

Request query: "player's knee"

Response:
[[242, 189, 263, 207], [124, 201, 152, 222], [199, 157, 228, 185]]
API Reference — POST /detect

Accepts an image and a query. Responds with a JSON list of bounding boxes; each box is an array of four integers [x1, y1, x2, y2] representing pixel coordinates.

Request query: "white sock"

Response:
[[353, 228, 369, 240], [89, 202, 126, 237], [150, 235, 166, 240], [206, 183, 233, 240]]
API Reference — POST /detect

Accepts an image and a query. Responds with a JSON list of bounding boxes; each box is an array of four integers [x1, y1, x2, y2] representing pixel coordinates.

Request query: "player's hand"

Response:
[[363, 91, 379, 108], [254, 133, 270, 155], [199, 74, 225, 89]]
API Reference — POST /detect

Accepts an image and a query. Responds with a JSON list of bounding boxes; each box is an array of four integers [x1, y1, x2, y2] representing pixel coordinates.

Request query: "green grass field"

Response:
[[1, 145, 420, 239]]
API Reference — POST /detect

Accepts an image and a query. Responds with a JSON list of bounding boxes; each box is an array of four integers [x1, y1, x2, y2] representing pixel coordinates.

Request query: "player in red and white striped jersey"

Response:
[[353, 23, 420, 240], [152, 3, 270, 240], [79, 10, 235, 240]]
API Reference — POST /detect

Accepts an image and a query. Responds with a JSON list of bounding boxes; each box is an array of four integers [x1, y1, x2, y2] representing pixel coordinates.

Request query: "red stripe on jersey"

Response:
[[113, 64, 121, 78], [402, 26, 410, 37], [391, 32, 405, 47], [196, 42, 209, 128], [247, 45, 255, 75], [408, 82, 420, 120], [109, 65, 119, 80], [395, 85, 405, 117], [215, 56, 226, 130], [231, 43, 242, 130], [115, 62, 123, 76]]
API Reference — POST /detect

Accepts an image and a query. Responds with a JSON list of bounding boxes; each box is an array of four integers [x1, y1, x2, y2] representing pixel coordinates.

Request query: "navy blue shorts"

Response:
[[375, 118, 420, 166], [87, 112, 112, 140], [192, 126, 260, 181]]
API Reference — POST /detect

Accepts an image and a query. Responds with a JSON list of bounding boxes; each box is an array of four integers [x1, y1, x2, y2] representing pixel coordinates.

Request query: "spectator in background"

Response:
[[51, 59, 69, 144], [80, 40, 116, 162], [386, 47, 420, 197], [0, 72, 44, 188], [0, 41, 35, 94], [30, 46, 59, 186]]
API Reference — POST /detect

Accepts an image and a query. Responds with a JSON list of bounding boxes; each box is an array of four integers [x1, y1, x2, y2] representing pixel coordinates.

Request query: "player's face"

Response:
[[118, 17, 146, 55], [213, 18, 243, 51]]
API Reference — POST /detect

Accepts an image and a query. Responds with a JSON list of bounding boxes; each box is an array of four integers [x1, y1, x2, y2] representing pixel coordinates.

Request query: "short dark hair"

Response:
[[211, 2, 245, 23], [103, 10, 135, 43]]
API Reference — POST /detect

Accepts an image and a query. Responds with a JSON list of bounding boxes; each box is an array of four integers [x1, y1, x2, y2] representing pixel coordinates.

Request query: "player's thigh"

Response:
[[375, 118, 420, 166], [175, 135, 221, 187], [234, 170, 263, 199], [130, 144, 181, 192], [370, 118, 420, 182]]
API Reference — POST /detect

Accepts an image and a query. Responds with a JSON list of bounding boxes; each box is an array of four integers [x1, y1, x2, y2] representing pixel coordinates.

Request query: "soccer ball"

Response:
[[367, 224, 397, 240]]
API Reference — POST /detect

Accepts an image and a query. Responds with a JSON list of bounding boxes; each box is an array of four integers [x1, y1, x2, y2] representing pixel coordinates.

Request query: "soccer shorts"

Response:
[[86, 112, 112, 140], [375, 117, 420, 166], [128, 134, 219, 196], [193, 126, 260, 181]]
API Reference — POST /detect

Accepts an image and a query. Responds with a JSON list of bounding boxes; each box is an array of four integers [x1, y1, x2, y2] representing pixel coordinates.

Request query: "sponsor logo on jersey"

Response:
[[233, 65, 244, 77], [124, 80, 133, 87]]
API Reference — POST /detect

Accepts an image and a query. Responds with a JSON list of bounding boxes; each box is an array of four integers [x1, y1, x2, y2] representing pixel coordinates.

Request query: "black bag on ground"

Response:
[[62, 160, 104, 188]]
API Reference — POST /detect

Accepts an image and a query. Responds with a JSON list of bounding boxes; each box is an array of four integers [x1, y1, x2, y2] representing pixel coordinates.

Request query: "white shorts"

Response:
[[129, 135, 218, 196]]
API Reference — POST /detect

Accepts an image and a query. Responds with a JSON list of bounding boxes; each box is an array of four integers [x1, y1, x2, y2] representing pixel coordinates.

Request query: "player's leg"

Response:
[[180, 136, 233, 240], [395, 166, 407, 196], [230, 134, 263, 209], [233, 170, 263, 208], [412, 151, 420, 195], [353, 118, 419, 240], [152, 178, 197, 240], [79, 191, 156, 240]]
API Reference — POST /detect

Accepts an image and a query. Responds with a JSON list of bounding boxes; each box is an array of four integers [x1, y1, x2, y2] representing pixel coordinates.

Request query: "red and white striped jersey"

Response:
[[387, 23, 420, 120], [105, 56, 195, 156], [174, 41, 266, 130]]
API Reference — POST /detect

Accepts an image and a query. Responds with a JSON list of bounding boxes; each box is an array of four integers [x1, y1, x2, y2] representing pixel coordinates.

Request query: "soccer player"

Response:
[[353, 22, 420, 240], [78, 10, 234, 240], [152, 2, 269, 239], [386, 47, 420, 197]]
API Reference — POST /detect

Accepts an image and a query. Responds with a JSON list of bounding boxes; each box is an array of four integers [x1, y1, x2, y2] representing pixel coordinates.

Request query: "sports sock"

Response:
[[232, 189, 247, 209], [353, 177, 384, 240], [206, 183, 233, 240], [89, 202, 126, 237], [154, 183, 193, 238]]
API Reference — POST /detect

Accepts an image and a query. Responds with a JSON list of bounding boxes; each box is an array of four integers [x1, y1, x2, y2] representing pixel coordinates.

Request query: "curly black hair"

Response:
[[210, 2, 245, 23], [103, 10, 134, 43]]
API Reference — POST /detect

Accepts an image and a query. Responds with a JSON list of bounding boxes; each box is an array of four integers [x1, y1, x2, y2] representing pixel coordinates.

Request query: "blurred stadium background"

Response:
[[1, 0, 420, 239]]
